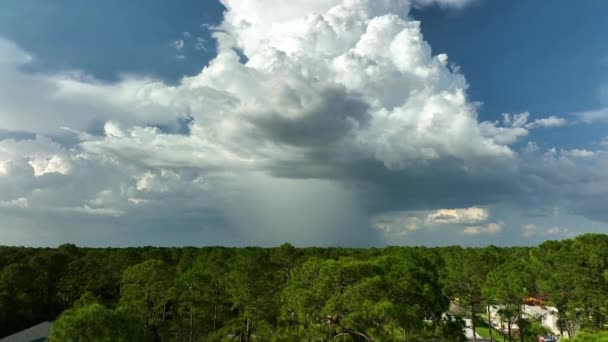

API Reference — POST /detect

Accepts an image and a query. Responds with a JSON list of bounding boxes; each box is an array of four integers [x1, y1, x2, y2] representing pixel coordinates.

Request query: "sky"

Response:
[[0, 0, 607, 247]]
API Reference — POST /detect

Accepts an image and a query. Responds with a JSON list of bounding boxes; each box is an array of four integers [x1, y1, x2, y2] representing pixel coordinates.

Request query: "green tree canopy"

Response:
[[48, 303, 143, 342], [120, 259, 173, 338]]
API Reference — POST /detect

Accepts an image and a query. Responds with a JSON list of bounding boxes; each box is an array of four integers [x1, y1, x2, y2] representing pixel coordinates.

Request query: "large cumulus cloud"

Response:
[[0, 0, 605, 246]]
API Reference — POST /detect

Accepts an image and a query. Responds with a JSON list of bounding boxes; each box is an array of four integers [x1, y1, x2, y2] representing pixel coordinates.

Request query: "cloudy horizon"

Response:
[[1, 0, 607, 247]]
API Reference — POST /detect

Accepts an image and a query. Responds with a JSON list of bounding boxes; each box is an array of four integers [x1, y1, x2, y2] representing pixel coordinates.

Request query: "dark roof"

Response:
[[0, 322, 52, 342]]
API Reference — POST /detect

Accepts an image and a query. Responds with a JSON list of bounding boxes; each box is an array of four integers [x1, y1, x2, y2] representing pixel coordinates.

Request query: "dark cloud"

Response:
[[252, 87, 370, 147]]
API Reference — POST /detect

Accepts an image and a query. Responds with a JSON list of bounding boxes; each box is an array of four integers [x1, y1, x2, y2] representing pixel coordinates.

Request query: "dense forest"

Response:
[[1, 234, 608, 341]]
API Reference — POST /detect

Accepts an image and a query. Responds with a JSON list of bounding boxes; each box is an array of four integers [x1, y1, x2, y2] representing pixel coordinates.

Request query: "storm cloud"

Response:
[[0, 0, 607, 247]]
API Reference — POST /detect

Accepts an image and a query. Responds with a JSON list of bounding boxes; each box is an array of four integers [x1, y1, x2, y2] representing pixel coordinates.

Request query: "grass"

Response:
[[475, 319, 503, 341], [476, 325, 493, 338]]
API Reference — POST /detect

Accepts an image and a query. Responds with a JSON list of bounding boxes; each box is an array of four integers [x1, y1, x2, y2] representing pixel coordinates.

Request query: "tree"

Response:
[[27, 250, 71, 319], [224, 249, 280, 341], [528, 236, 608, 337], [57, 250, 118, 306], [120, 259, 173, 339], [483, 259, 534, 342], [271, 243, 300, 285], [281, 257, 386, 340], [564, 330, 608, 342], [3, 236, 608, 341], [48, 303, 143, 342], [0, 263, 40, 336], [281, 255, 451, 341], [380, 254, 450, 341], [172, 249, 231, 341], [443, 248, 500, 342]]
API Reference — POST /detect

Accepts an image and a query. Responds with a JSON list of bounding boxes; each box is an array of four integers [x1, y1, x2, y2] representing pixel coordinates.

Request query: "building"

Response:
[[486, 304, 570, 339], [0, 322, 52, 342]]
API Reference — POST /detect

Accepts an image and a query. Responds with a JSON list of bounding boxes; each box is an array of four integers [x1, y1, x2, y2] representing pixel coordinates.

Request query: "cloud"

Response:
[[500, 111, 567, 130], [412, 0, 479, 8], [371, 211, 423, 236], [502, 112, 530, 128], [560, 149, 595, 158], [76, 0, 525, 176], [474, 112, 567, 150], [0, 38, 185, 134], [169, 39, 184, 51], [522, 224, 536, 236], [194, 37, 208, 51], [462, 222, 503, 235], [577, 83, 608, 123], [2, 0, 608, 246], [522, 224, 569, 238], [0, 198, 29, 209], [2, 0, 526, 171], [426, 207, 489, 224], [578, 107, 608, 123], [371, 206, 492, 237], [518, 148, 608, 223], [525, 116, 568, 129]]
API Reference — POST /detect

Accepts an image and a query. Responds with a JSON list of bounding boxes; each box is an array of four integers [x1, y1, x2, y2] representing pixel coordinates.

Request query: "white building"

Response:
[[486, 304, 570, 339]]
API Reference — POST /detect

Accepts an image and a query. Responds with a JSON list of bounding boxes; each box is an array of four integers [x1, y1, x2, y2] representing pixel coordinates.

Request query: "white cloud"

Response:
[[522, 223, 536, 237], [522, 141, 540, 154], [426, 207, 489, 224], [561, 149, 596, 158], [0, 161, 7, 175], [476, 112, 567, 148], [480, 121, 528, 145], [372, 206, 494, 237], [0, 136, 72, 181], [578, 107, 608, 123], [104, 121, 126, 138], [54, 205, 125, 218], [501, 112, 567, 130], [28, 155, 72, 176], [462, 222, 503, 235], [503, 112, 530, 128], [0, 0, 536, 246], [1, 0, 527, 173], [523, 224, 569, 238], [60, 0, 527, 178], [412, 0, 478, 7], [525, 116, 568, 129], [0, 198, 29, 208], [0, 38, 184, 134], [3, 0, 608, 246], [194, 37, 208, 51], [371, 211, 423, 236], [169, 39, 184, 51]]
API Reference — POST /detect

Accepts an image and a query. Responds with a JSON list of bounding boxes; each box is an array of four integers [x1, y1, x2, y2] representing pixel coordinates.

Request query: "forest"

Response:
[[1, 234, 608, 341]]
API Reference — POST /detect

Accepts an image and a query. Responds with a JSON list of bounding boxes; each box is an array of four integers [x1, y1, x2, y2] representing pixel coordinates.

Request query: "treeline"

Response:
[[0, 234, 607, 341]]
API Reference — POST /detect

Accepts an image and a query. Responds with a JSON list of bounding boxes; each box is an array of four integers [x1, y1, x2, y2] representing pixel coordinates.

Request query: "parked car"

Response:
[[539, 336, 557, 342]]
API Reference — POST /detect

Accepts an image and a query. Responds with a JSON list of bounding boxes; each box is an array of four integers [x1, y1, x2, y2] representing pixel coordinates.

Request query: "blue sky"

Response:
[[414, 1, 608, 150], [0, 0, 607, 247], [0, 0, 223, 82]]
